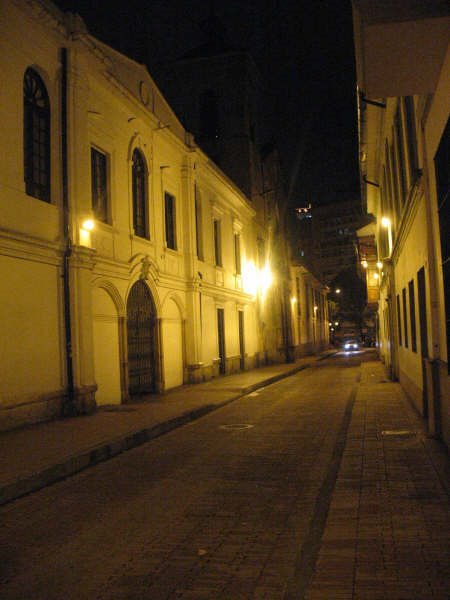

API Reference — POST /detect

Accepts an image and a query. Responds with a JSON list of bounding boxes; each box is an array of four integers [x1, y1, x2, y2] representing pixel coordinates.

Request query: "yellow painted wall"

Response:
[[162, 297, 184, 389], [0, 255, 63, 405], [92, 287, 121, 405]]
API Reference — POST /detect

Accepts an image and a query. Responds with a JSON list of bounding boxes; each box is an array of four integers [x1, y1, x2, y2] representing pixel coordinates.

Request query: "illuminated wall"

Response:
[[354, 0, 450, 447], [0, 0, 267, 430]]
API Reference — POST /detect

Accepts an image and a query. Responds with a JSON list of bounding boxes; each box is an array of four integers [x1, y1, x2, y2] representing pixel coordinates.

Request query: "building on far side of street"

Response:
[[353, 0, 450, 448], [0, 0, 263, 430], [289, 265, 329, 358], [0, 0, 327, 432]]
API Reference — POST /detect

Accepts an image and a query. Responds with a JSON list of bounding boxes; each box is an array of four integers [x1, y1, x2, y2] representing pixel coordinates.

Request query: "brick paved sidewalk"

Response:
[[0, 351, 335, 506], [305, 361, 450, 600]]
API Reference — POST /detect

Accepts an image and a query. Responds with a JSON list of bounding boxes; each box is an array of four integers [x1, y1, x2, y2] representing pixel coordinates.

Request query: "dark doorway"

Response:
[[127, 280, 157, 394], [238, 310, 245, 370], [417, 266, 429, 417], [217, 308, 226, 375]]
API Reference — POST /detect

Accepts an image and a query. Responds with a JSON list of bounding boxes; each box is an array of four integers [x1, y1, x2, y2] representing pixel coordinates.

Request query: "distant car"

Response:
[[342, 338, 359, 351]]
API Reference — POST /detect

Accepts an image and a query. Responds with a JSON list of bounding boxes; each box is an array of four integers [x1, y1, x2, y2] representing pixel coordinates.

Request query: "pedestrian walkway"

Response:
[[0, 351, 335, 506], [304, 360, 450, 600]]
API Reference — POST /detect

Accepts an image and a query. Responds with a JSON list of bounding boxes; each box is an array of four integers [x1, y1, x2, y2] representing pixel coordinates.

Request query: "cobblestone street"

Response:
[[1, 353, 449, 599]]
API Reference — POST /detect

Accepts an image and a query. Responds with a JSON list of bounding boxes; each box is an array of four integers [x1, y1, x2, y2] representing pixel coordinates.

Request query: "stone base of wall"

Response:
[[432, 359, 450, 450], [295, 342, 314, 359], [187, 353, 261, 384], [437, 361, 449, 450], [399, 367, 423, 415], [0, 386, 97, 433], [226, 355, 243, 375], [0, 393, 63, 433], [186, 363, 205, 384]]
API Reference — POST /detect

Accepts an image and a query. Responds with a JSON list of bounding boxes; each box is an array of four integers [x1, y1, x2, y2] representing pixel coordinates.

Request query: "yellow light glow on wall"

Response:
[[259, 261, 273, 299], [79, 218, 95, 247], [242, 259, 273, 299], [242, 260, 258, 296], [381, 216, 393, 256], [361, 259, 368, 268], [82, 219, 95, 231]]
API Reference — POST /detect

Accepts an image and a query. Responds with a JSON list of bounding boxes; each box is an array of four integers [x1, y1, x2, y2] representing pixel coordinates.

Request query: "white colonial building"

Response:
[[0, 0, 329, 432]]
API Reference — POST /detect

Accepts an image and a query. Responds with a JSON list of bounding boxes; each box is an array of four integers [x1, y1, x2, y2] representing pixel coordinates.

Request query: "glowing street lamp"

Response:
[[381, 216, 392, 256], [79, 218, 95, 246], [82, 219, 95, 231]]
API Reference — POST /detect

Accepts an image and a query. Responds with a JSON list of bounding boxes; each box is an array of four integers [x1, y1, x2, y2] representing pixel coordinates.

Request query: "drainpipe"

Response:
[[61, 47, 75, 415]]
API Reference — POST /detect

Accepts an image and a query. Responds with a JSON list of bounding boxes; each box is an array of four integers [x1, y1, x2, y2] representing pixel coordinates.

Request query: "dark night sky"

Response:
[[55, 0, 360, 207]]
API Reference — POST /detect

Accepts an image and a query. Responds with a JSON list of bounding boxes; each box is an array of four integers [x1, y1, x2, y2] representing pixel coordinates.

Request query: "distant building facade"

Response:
[[353, 0, 450, 447], [356, 221, 379, 345], [290, 265, 329, 357], [311, 201, 363, 285]]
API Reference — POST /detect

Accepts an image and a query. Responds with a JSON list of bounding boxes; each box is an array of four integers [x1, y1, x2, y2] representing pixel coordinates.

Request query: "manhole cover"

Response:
[[381, 430, 417, 438], [219, 423, 254, 431]]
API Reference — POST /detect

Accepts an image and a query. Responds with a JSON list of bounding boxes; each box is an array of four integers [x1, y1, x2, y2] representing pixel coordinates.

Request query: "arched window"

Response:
[[132, 148, 149, 238], [23, 68, 50, 202]]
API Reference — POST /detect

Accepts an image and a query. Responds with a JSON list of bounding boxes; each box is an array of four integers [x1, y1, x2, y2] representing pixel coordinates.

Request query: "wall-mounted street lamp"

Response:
[[242, 259, 273, 300], [80, 218, 95, 246], [82, 219, 95, 231]]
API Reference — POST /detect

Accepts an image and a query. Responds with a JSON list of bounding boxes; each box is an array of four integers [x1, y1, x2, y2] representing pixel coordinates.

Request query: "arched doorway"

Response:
[[127, 280, 157, 395]]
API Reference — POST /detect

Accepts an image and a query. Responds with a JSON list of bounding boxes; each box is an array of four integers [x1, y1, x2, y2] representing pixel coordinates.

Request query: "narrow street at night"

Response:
[[1, 353, 449, 600]]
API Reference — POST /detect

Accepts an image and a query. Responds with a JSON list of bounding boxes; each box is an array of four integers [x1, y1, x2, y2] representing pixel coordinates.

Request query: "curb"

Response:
[[0, 355, 335, 506]]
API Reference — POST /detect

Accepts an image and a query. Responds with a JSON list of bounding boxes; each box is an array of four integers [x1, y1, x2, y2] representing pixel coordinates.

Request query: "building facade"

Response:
[[0, 0, 327, 432], [353, 0, 450, 447], [0, 0, 267, 431], [290, 265, 329, 357], [311, 200, 364, 286]]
